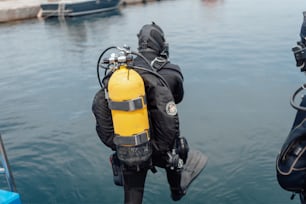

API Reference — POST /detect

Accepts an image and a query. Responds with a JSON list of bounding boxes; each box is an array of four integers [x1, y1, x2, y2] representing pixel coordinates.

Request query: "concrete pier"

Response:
[[0, 0, 42, 23]]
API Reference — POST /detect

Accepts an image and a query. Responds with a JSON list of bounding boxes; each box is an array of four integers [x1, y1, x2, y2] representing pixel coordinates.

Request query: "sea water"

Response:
[[0, 0, 305, 203]]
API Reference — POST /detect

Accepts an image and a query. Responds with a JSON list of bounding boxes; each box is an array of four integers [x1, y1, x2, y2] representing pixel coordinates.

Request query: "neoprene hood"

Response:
[[137, 22, 168, 57]]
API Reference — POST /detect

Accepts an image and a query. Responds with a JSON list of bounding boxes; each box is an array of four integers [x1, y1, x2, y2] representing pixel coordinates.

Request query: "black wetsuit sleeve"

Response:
[[143, 74, 180, 153], [173, 72, 184, 104], [92, 89, 116, 151], [158, 63, 184, 104]]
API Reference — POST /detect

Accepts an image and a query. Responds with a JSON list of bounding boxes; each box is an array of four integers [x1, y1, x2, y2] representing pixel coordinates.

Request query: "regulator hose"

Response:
[[290, 83, 306, 111], [96, 46, 169, 88], [96, 46, 117, 88], [131, 65, 169, 88]]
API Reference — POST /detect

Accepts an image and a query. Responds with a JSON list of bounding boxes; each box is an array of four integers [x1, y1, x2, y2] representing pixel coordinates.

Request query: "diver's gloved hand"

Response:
[[175, 137, 189, 164], [166, 137, 190, 170], [166, 149, 184, 170]]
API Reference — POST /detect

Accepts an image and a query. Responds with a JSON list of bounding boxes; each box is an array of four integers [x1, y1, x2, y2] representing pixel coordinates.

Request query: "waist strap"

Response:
[[114, 131, 150, 146]]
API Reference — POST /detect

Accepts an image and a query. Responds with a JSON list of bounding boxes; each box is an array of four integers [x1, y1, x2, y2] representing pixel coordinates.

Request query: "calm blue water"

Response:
[[0, 0, 305, 203]]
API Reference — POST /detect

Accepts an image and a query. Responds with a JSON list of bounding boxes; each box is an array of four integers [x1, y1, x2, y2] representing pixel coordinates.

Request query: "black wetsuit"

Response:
[[290, 98, 306, 204], [276, 97, 306, 204], [92, 52, 185, 203]]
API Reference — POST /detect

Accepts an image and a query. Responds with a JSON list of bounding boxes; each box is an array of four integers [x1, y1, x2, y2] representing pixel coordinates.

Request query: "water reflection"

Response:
[[42, 9, 122, 42]]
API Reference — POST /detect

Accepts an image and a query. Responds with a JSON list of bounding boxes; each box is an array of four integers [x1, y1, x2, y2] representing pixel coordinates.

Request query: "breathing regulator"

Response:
[[290, 12, 306, 111], [97, 45, 145, 87], [291, 42, 306, 111], [167, 137, 189, 170]]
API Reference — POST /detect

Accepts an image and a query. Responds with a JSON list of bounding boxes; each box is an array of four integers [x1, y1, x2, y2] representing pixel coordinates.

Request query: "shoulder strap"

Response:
[[151, 57, 169, 71]]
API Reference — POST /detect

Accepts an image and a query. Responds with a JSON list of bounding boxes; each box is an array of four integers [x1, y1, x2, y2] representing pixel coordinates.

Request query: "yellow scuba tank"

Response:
[[108, 66, 149, 137], [107, 65, 151, 166]]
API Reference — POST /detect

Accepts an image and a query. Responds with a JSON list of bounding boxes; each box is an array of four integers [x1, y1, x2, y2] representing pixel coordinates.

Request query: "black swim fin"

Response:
[[180, 149, 208, 192]]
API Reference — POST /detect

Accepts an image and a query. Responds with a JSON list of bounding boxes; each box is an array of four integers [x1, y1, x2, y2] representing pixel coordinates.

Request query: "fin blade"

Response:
[[180, 150, 208, 191]]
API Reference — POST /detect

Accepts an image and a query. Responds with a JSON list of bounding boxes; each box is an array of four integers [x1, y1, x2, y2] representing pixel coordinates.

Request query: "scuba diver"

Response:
[[276, 11, 306, 204], [92, 22, 207, 203]]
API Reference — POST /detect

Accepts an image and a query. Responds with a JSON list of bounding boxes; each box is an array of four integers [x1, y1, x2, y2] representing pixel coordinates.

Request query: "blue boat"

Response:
[[39, 0, 121, 18]]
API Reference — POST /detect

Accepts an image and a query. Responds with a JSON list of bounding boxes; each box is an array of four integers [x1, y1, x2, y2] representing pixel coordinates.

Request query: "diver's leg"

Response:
[[166, 168, 185, 201], [151, 149, 186, 201], [123, 167, 148, 204], [300, 192, 306, 204]]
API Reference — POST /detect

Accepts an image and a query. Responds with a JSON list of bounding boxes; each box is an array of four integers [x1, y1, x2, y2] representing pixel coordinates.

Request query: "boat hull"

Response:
[[40, 0, 121, 17]]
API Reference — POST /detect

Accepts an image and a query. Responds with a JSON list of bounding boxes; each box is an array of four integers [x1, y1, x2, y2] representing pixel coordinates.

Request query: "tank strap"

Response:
[[108, 96, 147, 111], [113, 131, 150, 146]]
